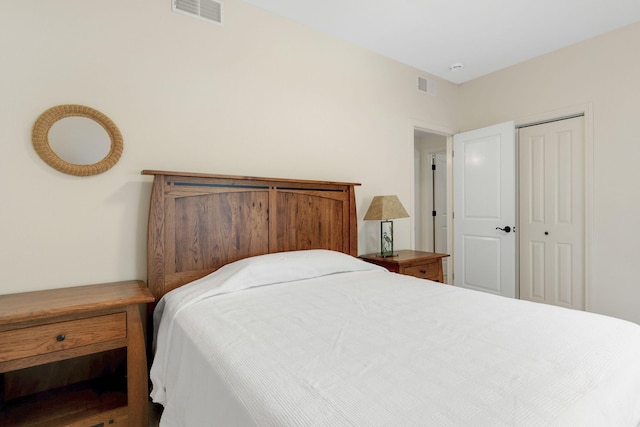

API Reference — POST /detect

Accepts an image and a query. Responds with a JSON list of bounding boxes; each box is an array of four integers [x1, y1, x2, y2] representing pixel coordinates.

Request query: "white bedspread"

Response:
[[150, 250, 640, 426]]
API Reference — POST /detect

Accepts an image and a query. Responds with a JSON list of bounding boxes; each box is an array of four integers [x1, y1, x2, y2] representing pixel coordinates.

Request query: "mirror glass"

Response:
[[48, 117, 111, 165]]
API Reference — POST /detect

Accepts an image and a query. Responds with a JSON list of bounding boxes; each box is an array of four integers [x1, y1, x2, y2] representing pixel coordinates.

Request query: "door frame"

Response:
[[410, 103, 592, 306], [409, 120, 454, 284]]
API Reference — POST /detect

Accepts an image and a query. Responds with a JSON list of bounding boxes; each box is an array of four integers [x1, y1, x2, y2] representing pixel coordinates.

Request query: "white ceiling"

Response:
[[243, 0, 640, 84]]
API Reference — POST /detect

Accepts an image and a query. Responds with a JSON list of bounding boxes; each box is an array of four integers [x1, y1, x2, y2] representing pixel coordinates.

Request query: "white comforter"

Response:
[[150, 250, 640, 426]]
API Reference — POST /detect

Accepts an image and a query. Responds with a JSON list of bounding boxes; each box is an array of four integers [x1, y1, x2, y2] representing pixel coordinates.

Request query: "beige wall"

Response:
[[3, 1, 638, 325], [458, 22, 640, 323], [0, 0, 458, 294]]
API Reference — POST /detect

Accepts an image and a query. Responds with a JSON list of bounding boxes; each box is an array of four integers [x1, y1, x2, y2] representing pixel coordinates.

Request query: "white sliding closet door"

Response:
[[519, 116, 585, 310]]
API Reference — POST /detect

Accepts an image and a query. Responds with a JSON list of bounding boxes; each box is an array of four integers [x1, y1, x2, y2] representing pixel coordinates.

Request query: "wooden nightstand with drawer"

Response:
[[0, 280, 154, 426], [360, 250, 450, 283]]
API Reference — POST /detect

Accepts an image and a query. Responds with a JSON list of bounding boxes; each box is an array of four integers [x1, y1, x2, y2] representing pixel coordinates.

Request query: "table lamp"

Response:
[[364, 195, 409, 257]]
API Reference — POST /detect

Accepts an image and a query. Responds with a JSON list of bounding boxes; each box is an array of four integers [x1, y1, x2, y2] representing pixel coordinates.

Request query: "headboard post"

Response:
[[348, 185, 358, 256], [146, 173, 167, 300]]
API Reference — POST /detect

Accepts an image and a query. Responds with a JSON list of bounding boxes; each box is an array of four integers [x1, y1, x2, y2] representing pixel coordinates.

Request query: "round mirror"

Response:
[[32, 105, 123, 176]]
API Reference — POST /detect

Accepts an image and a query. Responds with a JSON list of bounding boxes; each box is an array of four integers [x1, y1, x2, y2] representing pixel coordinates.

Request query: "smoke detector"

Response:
[[449, 63, 464, 72]]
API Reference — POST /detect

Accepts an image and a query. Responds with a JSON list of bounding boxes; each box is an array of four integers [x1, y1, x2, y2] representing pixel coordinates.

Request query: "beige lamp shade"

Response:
[[363, 195, 409, 220]]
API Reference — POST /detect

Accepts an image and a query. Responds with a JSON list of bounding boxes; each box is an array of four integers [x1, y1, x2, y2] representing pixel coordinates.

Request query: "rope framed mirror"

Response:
[[32, 104, 123, 176]]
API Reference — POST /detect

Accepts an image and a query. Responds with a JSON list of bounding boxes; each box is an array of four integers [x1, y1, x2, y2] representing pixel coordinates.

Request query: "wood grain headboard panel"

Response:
[[143, 170, 360, 300]]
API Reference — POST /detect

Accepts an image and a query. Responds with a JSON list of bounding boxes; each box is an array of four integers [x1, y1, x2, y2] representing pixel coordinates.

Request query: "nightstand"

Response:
[[360, 250, 450, 283], [0, 280, 155, 426]]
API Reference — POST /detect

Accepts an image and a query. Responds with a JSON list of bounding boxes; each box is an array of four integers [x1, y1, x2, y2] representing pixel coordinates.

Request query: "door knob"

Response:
[[496, 226, 511, 233]]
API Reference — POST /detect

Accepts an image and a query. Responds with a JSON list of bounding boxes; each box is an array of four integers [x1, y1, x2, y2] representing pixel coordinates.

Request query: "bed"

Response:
[[144, 170, 640, 426]]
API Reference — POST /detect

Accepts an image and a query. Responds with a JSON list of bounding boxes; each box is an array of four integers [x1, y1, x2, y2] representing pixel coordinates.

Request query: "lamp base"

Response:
[[379, 220, 395, 259]]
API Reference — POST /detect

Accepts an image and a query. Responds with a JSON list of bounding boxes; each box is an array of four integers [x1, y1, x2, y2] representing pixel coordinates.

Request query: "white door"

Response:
[[519, 116, 585, 309], [453, 122, 516, 297]]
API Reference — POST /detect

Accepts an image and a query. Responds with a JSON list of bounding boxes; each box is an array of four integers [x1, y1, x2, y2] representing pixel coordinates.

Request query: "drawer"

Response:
[[0, 313, 126, 363], [403, 262, 440, 280]]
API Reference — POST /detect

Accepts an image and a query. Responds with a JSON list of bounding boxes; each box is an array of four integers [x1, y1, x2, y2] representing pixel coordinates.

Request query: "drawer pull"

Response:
[[56, 334, 66, 342], [420, 270, 427, 274]]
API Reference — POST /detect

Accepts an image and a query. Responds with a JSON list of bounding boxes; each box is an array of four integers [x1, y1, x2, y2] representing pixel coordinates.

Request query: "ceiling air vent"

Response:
[[173, 0, 223, 25], [417, 76, 436, 96]]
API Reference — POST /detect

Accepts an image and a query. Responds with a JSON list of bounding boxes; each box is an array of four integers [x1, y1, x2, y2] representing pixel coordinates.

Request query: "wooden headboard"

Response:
[[143, 170, 360, 300]]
